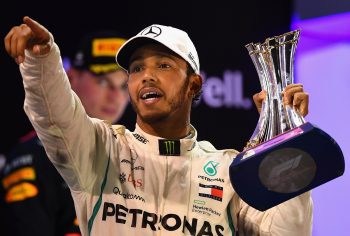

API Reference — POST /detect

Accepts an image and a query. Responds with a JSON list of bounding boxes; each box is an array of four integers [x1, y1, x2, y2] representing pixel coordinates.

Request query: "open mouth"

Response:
[[141, 91, 162, 100], [139, 87, 163, 102]]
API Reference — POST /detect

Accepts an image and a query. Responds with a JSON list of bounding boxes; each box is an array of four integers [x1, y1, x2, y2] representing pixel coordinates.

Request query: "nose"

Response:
[[142, 67, 157, 84]]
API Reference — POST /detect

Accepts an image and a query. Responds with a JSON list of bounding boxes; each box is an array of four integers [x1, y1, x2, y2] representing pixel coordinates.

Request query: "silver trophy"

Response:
[[229, 30, 345, 211], [245, 29, 304, 148]]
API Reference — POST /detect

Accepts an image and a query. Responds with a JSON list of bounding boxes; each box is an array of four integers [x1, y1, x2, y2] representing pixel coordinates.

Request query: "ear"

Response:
[[189, 74, 203, 97]]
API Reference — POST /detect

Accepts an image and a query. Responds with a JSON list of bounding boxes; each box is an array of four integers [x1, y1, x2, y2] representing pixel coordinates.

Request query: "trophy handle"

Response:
[[268, 29, 305, 129], [245, 43, 272, 147], [245, 43, 284, 148]]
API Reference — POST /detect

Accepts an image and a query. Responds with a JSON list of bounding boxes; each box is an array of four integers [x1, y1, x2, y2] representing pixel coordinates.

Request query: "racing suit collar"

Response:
[[133, 124, 198, 156]]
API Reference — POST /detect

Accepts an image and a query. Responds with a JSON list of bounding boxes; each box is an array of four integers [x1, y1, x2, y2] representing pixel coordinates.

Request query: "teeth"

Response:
[[141, 92, 159, 99]]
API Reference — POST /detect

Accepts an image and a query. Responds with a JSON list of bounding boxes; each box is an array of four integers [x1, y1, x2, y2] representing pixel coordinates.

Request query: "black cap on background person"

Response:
[[72, 30, 127, 75], [67, 30, 130, 123]]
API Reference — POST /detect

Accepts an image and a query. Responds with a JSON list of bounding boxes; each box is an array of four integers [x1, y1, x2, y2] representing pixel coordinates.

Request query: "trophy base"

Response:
[[229, 122, 345, 211]]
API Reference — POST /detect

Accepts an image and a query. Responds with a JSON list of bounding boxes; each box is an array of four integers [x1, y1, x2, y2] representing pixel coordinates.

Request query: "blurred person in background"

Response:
[[1, 29, 129, 236]]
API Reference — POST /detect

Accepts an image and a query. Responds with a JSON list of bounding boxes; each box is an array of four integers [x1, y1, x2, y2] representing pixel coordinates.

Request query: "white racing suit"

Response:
[[20, 39, 313, 236]]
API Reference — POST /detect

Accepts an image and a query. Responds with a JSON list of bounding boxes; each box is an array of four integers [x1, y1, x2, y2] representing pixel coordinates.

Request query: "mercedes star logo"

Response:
[[141, 26, 162, 38]]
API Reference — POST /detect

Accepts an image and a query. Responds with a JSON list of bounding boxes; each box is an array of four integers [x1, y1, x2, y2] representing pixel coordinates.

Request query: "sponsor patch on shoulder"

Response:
[[5, 182, 38, 203], [2, 167, 36, 189]]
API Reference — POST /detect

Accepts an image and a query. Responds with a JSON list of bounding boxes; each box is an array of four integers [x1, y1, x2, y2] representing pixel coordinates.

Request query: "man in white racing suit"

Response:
[[4, 16, 312, 236]]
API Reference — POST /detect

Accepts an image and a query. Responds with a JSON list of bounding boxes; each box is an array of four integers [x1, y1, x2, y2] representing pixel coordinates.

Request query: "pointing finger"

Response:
[[23, 16, 44, 37]]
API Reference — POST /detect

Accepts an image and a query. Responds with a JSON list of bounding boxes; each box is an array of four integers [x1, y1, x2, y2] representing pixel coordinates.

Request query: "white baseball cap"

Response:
[[116, 24, 200, 74]]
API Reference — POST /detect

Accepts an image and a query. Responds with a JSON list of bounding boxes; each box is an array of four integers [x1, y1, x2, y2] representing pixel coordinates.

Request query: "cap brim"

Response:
[[116, 37, 162, 72]]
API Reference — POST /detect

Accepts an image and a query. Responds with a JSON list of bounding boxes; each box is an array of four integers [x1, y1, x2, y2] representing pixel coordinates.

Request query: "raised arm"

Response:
[[4, 17, 111, 192]]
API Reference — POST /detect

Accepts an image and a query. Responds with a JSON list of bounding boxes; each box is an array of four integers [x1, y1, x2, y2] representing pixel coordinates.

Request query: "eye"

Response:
[[120, 82, 128, 91], [97, 78, 108, 87], [159, 63, 171, 69], [129, 65, 143, 73]]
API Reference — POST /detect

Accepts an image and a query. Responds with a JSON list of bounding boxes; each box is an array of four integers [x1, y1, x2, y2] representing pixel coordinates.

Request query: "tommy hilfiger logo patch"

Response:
[[198, 183, 223, 202], [159, 139, 180, 156]]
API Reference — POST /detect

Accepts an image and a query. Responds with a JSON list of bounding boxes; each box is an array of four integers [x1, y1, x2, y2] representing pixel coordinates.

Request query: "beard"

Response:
[[130, 76, 190, 124]]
